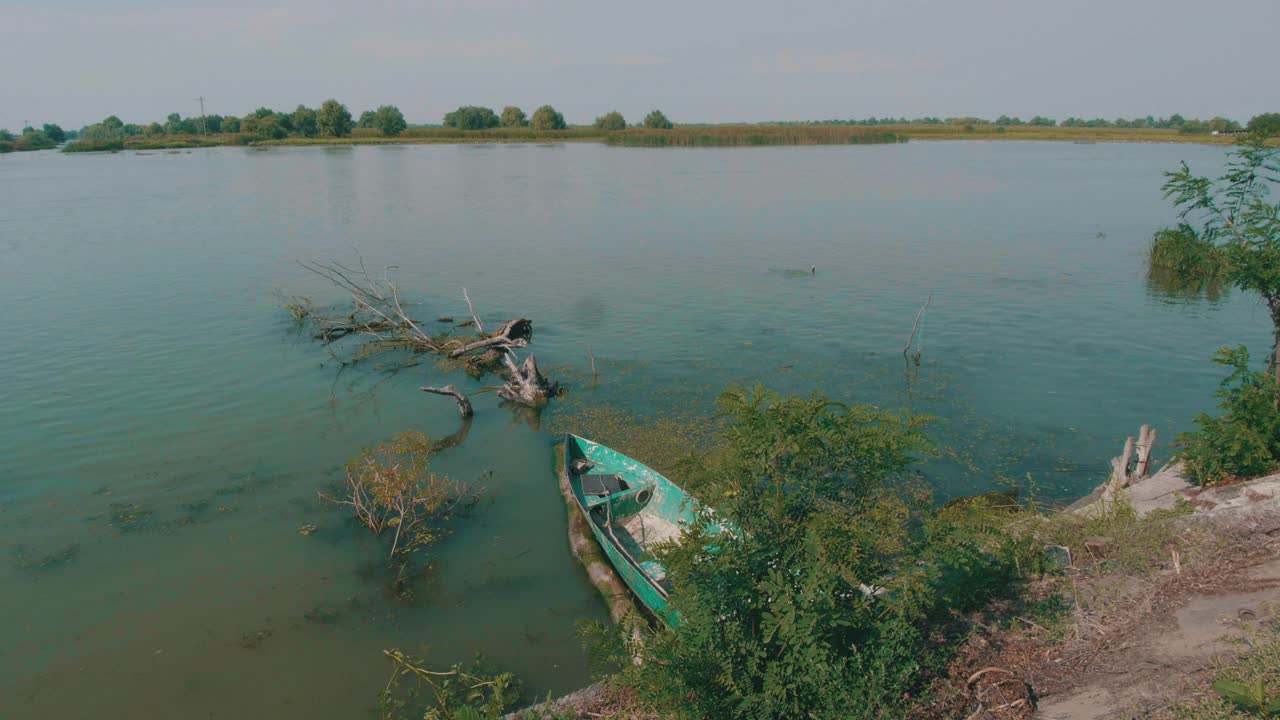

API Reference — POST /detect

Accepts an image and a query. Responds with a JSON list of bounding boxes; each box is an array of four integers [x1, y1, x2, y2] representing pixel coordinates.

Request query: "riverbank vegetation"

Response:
[[1149, 133, 1280, 484], [0, 125, 62, 152], [605, 125, 904, 147], [51, 103, 1278, 153]]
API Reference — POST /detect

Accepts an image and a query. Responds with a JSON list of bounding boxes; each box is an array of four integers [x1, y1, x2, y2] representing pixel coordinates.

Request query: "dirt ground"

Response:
[[919, 502, 1280, 720]]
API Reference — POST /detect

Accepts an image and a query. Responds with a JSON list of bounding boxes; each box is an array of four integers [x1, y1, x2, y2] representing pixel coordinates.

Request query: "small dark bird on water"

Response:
[[811, 265, 816, 275]]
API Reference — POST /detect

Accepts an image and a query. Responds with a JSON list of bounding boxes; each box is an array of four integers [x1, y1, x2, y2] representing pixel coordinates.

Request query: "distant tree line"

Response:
[[788, 113, 1267, 134], [75, 100, 404, 142], [0, 123, 65, 152]]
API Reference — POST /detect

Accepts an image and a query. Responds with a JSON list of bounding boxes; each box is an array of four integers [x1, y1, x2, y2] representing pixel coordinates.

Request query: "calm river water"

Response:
[[0, 141, 1265, 718]]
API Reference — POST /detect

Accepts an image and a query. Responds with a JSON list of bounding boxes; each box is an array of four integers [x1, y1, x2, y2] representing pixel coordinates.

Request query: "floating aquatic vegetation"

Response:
[[238, 628, 273, 649], [109, 502, 154, 532], [13, 542, 81, 571]]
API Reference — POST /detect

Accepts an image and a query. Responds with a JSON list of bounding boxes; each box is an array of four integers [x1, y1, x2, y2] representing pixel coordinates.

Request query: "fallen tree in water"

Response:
[[288, 259, 560, 411]]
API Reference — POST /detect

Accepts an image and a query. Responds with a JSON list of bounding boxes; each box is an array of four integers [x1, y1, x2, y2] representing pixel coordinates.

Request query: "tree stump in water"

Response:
[[498, 353, 559, 407]]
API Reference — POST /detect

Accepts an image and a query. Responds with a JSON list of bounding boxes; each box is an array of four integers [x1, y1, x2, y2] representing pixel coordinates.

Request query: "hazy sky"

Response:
[[3, 0, 1277, 131]]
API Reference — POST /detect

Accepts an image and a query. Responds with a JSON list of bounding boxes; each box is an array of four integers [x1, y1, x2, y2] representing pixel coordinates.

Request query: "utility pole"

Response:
[[194, 96, 208, 135]]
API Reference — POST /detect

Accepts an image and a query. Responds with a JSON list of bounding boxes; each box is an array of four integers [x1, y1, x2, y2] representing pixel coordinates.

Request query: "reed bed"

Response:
[[606, 125, 905, 147]]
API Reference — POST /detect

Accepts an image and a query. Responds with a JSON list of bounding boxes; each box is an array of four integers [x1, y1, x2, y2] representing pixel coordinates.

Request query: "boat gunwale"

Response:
[[563, 433, 673, 603]]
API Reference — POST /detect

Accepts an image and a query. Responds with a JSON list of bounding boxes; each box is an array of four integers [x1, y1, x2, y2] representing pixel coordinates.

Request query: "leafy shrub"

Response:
[[1150, 223, 1232, 279], [643, 110, 673, 129], [500, 106, 528, 127], [1178, 346, 1280, 484], [445, 106, 500, 130], [530, 105, 566, 131], [593, 111, 626, 131], [616, 387, 1027, 719], [320, 431, 481, 558]]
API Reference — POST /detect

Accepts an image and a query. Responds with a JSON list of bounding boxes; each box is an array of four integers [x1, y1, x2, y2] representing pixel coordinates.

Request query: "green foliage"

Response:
[[242, 107, 290, 139], [1248, 113, 1280, 139], [11, 130, 56, 151], [0, 128, 13, 141], [291, 105, 318, 137], [1159, 137, 1280, 411], [607, 125, 904, 147], [317, 99, 353, 137], [500, 106, 528, 127], [615, 387, 1026, 719], [79, 115, 126, 141], [594, 111, 626, 131], [378, 649, 520, 720], [530, 105, 566, 131], [221, 115, 241, 133], [1177, 346, 1280, 485], [61, 138, 124, 153], [1150, 223, 1232, 279], [373, 105, 407, 137], [322, 431, 481, 559], [445, 106, 501, 130], [642, 110, 673, 129], [1214, 678, 1280, 716], [41, 123, 65, 143]]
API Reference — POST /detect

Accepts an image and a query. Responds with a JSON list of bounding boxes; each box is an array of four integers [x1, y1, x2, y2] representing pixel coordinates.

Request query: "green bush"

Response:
[[62, 138, 125, 153], [530, 105, 566, 131], [1178, 346, 1280, 485], [614, 387, 1028, 719], [1150, 223, 1231, 279], [593, 111, 626, 131], [643, 109, 673, 129]]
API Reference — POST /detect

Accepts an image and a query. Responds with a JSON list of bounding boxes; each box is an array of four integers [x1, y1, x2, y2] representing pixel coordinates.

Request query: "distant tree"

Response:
[[530, 105, 567, 131], [222, 116, 241, 133], [500, 106, 528, 127], [357, 110, 376, 129], [143, 122, 164, 137], [642, 110, 673, 129], [14, 129, 54, 150], [0, 129, 13, 141], [203, 115, 223, 134], [1247, 113, 1280, 138], [164, 113, 195, 135], [1028, 115, 1056, 127], [995, 115, 1013, 126], [292, 105, 318, 137], [316, 99, 353, 137], [80, 116, 126, 140], [593, 110, 626, 131], [123, 124, 143, 136], [242, 107, 289, 139], [444, 106, 500, 130], [41, 123, 66, 143], [1169, 113, 1187, 127], [372, 105, 407, 136]]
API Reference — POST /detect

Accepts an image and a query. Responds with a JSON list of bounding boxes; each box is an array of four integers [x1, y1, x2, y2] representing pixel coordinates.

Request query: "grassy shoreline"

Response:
[[55, 123, 1265, 154]]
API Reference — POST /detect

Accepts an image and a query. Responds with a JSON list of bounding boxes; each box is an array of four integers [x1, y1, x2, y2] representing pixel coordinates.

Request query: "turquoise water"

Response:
[[0, 141, 1265, 717]]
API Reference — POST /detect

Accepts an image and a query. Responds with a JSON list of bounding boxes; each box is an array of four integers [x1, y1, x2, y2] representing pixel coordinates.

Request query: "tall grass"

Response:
[[1149, 225, 1231, 279], [62, 138, 125, 153], [63, 133, 238, 153], [606, 125, 905, 147]]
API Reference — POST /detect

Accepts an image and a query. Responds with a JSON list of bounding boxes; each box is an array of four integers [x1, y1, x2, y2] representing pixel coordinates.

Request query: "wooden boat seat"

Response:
[[580, 473, 629, 497]]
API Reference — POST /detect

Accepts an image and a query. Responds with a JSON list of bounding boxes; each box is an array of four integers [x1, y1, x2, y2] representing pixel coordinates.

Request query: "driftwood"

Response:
[[447, 318, 532, 358], [1101, 425, 1157, 505], [289, 263, 562, 412], [421, 385, 474, 417], [497, 353, 558, 407]]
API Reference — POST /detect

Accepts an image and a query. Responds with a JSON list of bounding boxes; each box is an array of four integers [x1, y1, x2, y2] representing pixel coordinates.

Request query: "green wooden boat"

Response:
[[562, 433, 706, 623]]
